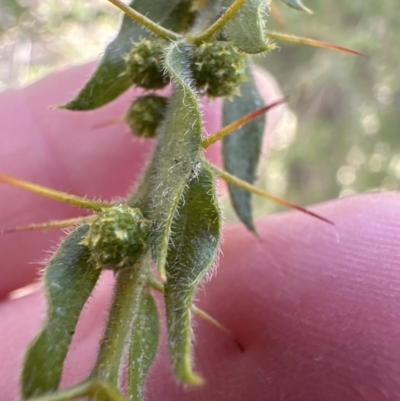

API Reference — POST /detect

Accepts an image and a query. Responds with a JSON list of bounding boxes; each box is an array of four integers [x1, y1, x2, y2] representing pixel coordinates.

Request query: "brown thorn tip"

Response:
[[0, 216, 95, 235], [202, 98, 287, 148], [234, 338, 245, 353], [0, 227, 33, 235], [1, 228, 18, 235], [92, 117, 125, 130], [243, 97, 288, 122], [266, 32, 364, 57], [208, 162, 333, 226], [291, 204, 334, 226]]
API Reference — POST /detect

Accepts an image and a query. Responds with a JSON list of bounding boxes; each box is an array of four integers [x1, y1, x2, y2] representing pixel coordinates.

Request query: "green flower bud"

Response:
[[125, 38, 169, 90], [125, 94, 168, 138], [191, 41, 247, 98], [81, 204, 151, 270]]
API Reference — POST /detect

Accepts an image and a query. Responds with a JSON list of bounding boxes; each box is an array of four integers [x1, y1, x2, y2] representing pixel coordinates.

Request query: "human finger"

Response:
[[2, 193, 400, 400], [0, 64, 282, 298]]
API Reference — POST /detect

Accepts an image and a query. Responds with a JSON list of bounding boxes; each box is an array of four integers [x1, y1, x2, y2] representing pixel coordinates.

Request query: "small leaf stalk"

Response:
[[0, 1, 362, 400]]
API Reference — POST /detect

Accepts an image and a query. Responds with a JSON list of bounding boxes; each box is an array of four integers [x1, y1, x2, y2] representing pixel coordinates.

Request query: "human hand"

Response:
[[1, 64, 400, 401]]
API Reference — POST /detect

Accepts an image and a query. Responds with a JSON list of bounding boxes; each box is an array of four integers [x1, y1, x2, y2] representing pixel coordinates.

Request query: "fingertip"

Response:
[[0, 63, 153, 295], [0, 272, 114, 399], [186, 192, 400, 400]]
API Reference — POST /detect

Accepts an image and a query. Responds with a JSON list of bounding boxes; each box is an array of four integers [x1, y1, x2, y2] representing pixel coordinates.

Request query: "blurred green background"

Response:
[[0, 0, 119, 91], [1, 0, 399, 216], [256, 0, 400, 216]]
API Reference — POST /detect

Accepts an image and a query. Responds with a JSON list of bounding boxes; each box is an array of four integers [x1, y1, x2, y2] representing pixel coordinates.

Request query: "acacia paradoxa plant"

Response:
[[0, 1, 361, 400]]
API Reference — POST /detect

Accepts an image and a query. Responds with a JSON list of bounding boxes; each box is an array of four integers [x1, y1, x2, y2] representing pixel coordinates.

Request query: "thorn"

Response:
[[266, 31, 365, 57], [208, 161, 334, 226], [277, 199, 334, 226], [270, 1, 287, 29], [91, 117, 125, 131], [202, 98, 287, 148], [0, 172, 108, 212], [192, 305, 244, 352], [0, 216, 96, 235]]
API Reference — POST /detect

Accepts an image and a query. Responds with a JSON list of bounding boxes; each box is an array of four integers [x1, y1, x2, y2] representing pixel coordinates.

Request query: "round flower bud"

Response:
[[125, 38, 169, 90], [191, 40, 247, 98], [81, 205, 151, 270], [125, 95, 168, 138]]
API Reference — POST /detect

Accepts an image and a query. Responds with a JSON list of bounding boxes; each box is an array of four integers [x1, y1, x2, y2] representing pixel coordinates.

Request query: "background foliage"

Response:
[[1, 0, 399, 218], [258, 0, 400, 215]]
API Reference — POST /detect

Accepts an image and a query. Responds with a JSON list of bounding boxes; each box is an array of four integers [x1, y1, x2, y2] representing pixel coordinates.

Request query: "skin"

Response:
[[1, 64, 400, 401]]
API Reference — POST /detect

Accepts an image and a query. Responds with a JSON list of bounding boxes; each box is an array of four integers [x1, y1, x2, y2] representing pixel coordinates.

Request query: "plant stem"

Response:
[[107, 0, 182, 41], [191, 0, 247, 44], [25, 379, 127, 401], [90, 259, 148, 387]]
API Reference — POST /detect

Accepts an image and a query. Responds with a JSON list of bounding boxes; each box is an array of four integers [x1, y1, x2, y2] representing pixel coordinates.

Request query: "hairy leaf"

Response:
[[222, 65, 266, 232], [22, 225, 100, 398], [164, 164, 221, 385], [90, 262, 148, 387], [279, 0, 312, 13], [60, 0, 181, 110], [222, 0, 272, 54], [148, 40, 203, 279], [128, 290, 159, 401]]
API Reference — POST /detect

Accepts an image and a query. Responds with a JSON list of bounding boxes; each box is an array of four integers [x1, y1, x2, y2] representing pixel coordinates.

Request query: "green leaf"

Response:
[[279, 0, 313, 13], [163, 0, 197, 33], [90, 262, 149, 387], [128, 290, 159, 401], [22, 225, 100, 398], [191, 0, 223, 34], [222, 65, 266, 233], [60, 0, 182, 110], [164, 164, 221, 385], [148, 40, 203, 279], [221, 0, 272, 54]]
